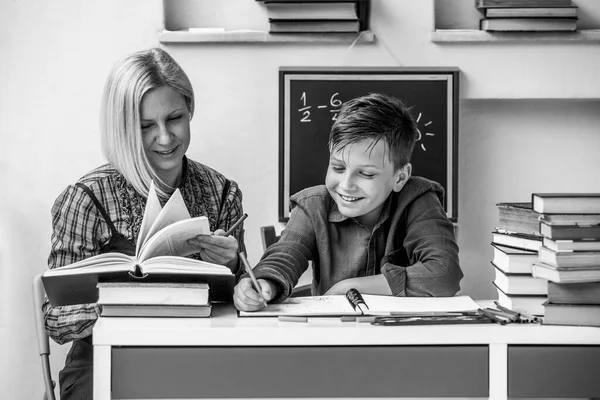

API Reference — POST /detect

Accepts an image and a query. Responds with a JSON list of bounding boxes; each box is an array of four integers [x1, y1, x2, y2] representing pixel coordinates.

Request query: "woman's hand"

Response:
[[187, 229, 238, 268], [233, 277, 276, 312]]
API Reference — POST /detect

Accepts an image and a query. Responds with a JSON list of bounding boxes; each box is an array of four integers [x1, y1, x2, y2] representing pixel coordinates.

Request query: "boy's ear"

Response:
[[393, 163, 412, 192]]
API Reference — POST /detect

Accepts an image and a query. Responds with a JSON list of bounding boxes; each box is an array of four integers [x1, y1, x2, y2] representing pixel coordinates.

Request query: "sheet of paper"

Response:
[[362, 295, 480, 315], [136, 181, 163, 256], [239, 295, 358, 317]]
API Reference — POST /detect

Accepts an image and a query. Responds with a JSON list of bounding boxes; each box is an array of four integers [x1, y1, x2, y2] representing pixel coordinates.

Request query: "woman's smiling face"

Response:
[[140, 85, 190, 187]]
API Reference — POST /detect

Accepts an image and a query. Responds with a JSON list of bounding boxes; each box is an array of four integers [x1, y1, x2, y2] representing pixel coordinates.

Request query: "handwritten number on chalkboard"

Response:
[[329, 92, 342, 121], [299, 92, 311, 122]]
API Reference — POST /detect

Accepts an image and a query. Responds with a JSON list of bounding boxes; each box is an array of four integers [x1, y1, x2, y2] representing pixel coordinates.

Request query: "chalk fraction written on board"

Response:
[[279, 67, 460, 222]]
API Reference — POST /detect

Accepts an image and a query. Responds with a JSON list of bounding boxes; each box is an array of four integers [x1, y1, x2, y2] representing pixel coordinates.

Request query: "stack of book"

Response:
[[491, 202, 547, 316], [476, 0, 578, 32], [98, 282, 212, 318], [529, 193, 600, 327], [264, 0, 368, 33]]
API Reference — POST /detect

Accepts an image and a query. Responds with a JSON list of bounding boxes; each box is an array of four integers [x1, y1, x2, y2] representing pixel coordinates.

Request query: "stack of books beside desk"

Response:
[[530, 193, 600, 327], [491, 202, 547, 316], [475, 0, 578, 32], [264, 0, 369, 33]]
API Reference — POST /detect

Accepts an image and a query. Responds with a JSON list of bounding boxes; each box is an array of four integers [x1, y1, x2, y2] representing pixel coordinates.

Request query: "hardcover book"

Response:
[[492, 230, 543, 252], [532, 193, 600, 214], [491, 243, 538, 274], [543, 303, 600, 327], [239, 289, 479, 317], [97, 282, 210, 306], [547, 281, 600, 305], [496, 202, 541, 236], [484, 6, 577, 18], [494, 284, 546, 316], [42, 181, 234, 307], [543, 237, 600, 252], [269, 19, 360, 33], [538, 246, 600, 268], [475, 0, 572, 8], [266, 1, 359, 20], [480, 17, 576, 32], [492, 263, 548, 295], [100, 304, 212, 318], [539, 222, 600, 240], [531, 261, 600, 283]]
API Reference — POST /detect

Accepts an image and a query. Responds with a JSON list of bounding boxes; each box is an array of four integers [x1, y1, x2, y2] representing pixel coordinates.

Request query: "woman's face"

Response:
[[140, 85, 191, 187]]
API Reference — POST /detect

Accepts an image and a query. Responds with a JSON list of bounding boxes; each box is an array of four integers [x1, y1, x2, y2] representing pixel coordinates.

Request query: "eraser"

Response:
[[278, 316, 308, 322]]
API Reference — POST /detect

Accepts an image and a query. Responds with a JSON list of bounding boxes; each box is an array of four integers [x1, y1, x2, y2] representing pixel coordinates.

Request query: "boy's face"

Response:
[[326, 139, 410, 228]]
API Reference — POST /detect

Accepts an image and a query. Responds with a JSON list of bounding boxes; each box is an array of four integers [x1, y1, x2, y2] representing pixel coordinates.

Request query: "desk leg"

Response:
[[489, 343, 507, 400], [94, 344, 111, 400]]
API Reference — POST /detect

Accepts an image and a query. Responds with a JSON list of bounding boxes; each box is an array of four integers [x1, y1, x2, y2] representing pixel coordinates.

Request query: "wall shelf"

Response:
[[431, 29, 600, 43], [158, 29, 376, 44]]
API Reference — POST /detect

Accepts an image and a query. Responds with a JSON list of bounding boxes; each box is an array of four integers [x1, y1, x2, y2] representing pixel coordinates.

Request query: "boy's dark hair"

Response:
[[328, 93, 419, 170]]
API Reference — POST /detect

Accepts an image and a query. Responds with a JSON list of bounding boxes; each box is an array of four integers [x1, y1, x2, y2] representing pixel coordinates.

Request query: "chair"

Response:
[[32, 272, 57, 400], [260, 226, 312, 297]]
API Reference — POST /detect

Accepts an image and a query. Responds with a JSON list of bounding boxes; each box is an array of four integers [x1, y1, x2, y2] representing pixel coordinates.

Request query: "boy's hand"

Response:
[[187, 229, 238, 268], [234, 277, 276, 311]]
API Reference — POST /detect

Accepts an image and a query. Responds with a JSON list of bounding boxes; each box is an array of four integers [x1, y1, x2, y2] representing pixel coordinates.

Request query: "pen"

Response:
[[239, 251, 267, 308], [223, 213, 248, 237]]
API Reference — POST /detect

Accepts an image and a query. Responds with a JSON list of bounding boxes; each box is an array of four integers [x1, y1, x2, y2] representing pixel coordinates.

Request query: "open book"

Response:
[[239, 289, 480, 317], [43, 181, 234, 307]]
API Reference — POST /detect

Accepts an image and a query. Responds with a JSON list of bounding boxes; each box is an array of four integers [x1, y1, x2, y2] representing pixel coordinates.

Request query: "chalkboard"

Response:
[[279, 67, 460, 222]]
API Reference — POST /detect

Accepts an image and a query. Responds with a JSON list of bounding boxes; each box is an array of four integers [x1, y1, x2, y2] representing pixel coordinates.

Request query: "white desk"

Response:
[[93, 304, 600, 400]]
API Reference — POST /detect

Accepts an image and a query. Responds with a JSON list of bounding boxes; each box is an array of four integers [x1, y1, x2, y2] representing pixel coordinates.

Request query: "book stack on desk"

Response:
[[491, 202, 547, 316], [528, 193, 600, 327], [264, 0, 369, 33], [97, 282, 212, 318], [475, 0, 578, 32]]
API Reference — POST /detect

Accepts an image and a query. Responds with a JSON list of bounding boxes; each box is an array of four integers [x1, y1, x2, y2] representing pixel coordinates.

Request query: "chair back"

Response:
[[32, 273, 56, 400]]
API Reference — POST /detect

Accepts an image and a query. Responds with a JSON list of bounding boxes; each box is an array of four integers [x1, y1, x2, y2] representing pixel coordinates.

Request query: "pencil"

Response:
[[224, 213, 248, 236], [239, 251, 267, 308]]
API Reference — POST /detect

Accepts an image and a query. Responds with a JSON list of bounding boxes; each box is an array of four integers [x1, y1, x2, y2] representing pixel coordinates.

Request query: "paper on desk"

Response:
[[239, 295, 480, 317]]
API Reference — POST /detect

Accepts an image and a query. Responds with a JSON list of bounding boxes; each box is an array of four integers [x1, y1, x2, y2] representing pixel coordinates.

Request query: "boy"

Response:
[[234, 93, 462, 311]]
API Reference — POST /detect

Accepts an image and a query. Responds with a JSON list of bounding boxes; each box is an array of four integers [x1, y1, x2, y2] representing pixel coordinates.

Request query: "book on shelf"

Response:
[[265, 1, 359, 20], [532, 261, 600, 283], [492, 230, 543, 252], [547, 281, 600, 305], [475, 0, 572, 8], [239, 289, 480, 317], [100, 304, 212, 318], [97, 282, 210, 306], [491, 243, 538, 274], [540, 213, 600, 226], [532, 193, 600, 214], [42, 181, 234, 307], [496, 202, 541, 236], [543, 237, 600, 252], [480, 17, 577, 32], [539, 222, 600, 240], [542, 302, 600, 327], [484, 6, 577, 18], [492, 263, 548, 295], [494, 284, 546, 316], [538, 246, 600, 268], [269, 19, 360, 33]]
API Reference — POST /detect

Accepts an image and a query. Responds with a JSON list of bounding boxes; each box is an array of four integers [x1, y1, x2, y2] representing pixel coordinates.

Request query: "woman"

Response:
[[43, 48, 246, 399]]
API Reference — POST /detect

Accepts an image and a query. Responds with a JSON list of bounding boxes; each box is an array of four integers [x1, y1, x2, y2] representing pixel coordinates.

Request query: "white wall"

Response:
[[1, 0, 600, 398]]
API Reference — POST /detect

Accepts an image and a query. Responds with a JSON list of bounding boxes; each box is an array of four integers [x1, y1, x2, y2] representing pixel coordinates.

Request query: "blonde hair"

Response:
[[100, 48, 194, 198]]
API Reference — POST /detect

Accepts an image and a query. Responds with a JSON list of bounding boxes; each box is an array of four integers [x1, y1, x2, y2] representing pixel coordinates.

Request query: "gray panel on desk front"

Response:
[[111, 345, 487, 398], [508, 345, 600, 398]]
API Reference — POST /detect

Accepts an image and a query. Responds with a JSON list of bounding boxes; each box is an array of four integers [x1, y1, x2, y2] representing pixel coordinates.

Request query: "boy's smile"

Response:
[[326, 139, 410, 228]]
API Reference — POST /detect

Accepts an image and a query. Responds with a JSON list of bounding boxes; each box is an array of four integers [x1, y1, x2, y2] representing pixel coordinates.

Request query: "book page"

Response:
[[362, 295, 480, 316], [239, 295, 359, 317], [142, 188, 192, 254], [141, 255, 231, 275], [43, 253, 134, 276], [138, 217, 210, 262], [136, 180, 163, 256]]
